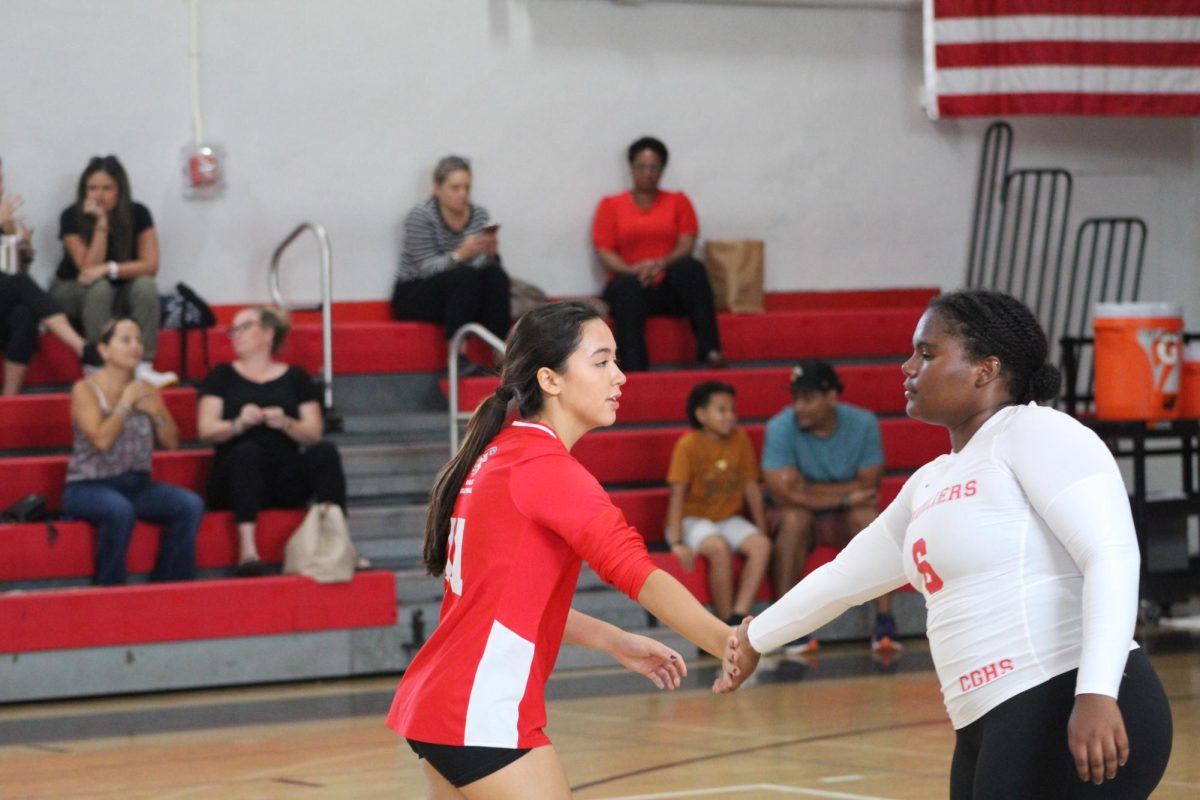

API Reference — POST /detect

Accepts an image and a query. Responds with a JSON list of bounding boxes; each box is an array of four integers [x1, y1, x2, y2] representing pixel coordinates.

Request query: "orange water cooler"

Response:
[[1092, 302, 1183, 421]]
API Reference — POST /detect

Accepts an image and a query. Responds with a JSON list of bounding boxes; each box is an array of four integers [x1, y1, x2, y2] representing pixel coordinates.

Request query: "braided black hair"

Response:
[[928, 289, 1061, 404]]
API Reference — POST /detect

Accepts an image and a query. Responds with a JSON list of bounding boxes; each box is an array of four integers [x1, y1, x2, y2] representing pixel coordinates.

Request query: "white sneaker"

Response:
[[136, 362, 179, 388]]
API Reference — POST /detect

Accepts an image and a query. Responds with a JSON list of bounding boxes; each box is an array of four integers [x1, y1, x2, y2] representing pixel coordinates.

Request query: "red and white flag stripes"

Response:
[[923, 0, 1200, 118]]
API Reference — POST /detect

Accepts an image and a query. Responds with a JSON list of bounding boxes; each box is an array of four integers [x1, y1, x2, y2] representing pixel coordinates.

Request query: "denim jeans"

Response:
[[62, 471, 205, 585]]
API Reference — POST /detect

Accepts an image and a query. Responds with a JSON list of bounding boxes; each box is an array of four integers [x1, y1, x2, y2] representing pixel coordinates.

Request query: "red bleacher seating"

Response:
[[0, 509, 307, 582], [20, 289, 936, 387], [574, 422, 949, 486], [3, 288, 939, 657], [610, 477, 907, 545], [0, 387, 198, 451], [0, 449, 212, 510], [0, 571, 397, 653], [449, 364, 909, 421], [763, 287, 938, 312]]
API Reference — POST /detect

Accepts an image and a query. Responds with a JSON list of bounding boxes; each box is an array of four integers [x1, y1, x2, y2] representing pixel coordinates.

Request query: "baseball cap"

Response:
[[789, 360, 843, 394]]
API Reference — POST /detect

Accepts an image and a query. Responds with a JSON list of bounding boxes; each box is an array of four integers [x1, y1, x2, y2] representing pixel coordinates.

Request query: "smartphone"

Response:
[[481, 223, 500, 234]]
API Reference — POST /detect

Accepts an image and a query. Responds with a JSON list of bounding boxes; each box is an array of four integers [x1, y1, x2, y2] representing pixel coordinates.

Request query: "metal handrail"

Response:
[[268, 222, 335, 416], [448, 323, 507, 454]]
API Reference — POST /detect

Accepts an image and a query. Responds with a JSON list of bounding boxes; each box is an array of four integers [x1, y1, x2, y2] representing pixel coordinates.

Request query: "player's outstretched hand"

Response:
[[713, 616, 760, 694], [610, 631, 686, 690], [1068, 693, 1129, 785]]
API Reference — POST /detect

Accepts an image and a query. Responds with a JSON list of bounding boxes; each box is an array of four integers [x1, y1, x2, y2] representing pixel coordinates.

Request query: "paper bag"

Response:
[[704, 240, 764, 314], [283, 503, 357, 583]]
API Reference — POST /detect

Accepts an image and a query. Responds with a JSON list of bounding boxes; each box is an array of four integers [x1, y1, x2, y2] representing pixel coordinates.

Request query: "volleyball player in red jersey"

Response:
[[388, 301, 748, 798]]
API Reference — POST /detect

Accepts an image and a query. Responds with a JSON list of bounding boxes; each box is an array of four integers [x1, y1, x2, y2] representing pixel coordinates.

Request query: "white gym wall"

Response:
[[1, 0, 1196, 316]]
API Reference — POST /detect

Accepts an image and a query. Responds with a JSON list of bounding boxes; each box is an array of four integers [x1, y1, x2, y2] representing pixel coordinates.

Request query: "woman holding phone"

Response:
[[391, 155, 511, 374]]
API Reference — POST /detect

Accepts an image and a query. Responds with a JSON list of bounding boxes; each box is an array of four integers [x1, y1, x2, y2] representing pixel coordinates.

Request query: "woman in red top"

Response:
[[592, 137, 724, 373], [388, 301, 748, 798]]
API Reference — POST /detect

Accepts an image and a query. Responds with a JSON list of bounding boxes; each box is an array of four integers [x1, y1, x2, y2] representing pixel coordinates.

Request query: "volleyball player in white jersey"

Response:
[[724, 289, 1172, 798]]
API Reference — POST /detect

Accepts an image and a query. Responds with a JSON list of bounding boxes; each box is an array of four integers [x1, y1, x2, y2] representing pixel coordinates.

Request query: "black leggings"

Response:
[[206, 439, 347, 524], [950, 648, 1172, 800], [391, 261, 511, 342], [0, 273, 60, 364]]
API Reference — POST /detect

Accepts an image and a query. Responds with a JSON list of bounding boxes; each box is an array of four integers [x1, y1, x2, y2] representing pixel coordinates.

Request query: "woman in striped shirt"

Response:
[[391, 156, 511, 373]]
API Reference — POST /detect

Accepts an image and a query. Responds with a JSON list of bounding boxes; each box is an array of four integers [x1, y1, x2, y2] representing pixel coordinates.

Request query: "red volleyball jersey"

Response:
[[386, 421, 657, 748]]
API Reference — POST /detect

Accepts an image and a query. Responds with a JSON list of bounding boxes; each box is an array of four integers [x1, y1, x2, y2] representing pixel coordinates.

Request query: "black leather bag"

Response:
[[161, 281, 216, 382], [1, 494, 48, 523]]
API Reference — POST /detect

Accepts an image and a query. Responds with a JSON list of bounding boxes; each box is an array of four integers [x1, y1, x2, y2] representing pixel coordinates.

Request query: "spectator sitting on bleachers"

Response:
[[1, 156, 102, 394], [592, 136, 724, 372], [665, 381, 771, 625], [63, 317, 203, 586], [761, 360, 901, 655], [391, 155, 510, 375], [49, 155, 176, 388], [197, 306, 367, 577]]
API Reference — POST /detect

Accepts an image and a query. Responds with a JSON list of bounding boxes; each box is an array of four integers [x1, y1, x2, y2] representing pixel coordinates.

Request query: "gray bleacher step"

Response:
[[341, 441, 447, 498], [0, 624, 409, 704], [335, 411, 449, 441], [329, 373, 449, 415]]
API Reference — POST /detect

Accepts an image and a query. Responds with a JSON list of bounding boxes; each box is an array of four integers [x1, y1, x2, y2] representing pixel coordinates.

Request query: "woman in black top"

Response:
[[50, 155, 175, 387], [197, 306, 359, 576]]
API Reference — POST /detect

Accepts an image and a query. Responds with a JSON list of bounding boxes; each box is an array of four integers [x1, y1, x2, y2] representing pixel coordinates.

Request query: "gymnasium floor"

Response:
[[0, 634, 1195, 799]]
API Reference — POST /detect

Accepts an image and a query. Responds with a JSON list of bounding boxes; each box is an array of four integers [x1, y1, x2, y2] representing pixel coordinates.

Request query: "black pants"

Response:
[[0, 273, 61, 363], [391, 262, 511, 342], [950, 648, 1172, 800], [602, 255, 721, 372], [207, 439, 348, 524]]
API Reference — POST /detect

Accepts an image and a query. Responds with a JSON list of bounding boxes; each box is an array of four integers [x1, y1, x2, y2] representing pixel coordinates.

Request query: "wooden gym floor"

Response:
[[0, 633, 1195, 799]]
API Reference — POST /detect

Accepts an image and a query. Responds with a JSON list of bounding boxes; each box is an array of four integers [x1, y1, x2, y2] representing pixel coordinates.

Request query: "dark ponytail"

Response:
[[423, 300, 604, 576], [928, 289, 1061, 405]]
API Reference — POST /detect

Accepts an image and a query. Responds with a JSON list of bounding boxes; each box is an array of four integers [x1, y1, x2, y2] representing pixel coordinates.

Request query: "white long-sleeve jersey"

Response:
[[749, 403, 1140, 729]]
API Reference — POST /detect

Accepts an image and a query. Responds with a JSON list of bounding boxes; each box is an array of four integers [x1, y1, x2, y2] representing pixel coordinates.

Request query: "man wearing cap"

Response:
[[761, 359, 901, 655]]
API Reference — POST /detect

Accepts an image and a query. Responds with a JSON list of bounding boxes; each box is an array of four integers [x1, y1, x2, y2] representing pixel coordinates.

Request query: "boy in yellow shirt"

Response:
[[666, 381, 771, 624]]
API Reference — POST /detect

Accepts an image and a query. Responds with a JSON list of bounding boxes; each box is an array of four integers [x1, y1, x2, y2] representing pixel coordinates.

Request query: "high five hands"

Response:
[[713, 616, 761, 694]]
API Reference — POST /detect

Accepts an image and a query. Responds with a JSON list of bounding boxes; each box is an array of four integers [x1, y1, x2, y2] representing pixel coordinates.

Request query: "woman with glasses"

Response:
[[592, 136, 724, 373], [197, 307, 364, 576]]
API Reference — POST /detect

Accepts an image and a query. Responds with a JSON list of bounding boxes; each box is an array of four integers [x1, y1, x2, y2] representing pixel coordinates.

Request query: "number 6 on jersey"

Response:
[[912, 537, 944, 594], [445, 516, 466, 595]]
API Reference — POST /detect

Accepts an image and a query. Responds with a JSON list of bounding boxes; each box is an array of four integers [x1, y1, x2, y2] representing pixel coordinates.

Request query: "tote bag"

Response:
[[704, 239, 765, 314], [283, 503, 357, 583]]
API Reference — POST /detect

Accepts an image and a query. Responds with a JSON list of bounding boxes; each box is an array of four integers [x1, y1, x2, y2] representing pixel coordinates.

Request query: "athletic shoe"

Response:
[[783, 636, 820, 656], [871, 612, 904, 653], [725, 612, 747, 627], [135, 362, 179, 388]]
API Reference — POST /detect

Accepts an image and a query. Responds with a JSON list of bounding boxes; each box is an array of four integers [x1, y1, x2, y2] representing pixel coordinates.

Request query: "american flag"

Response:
[[923, 1, 1200, 118]]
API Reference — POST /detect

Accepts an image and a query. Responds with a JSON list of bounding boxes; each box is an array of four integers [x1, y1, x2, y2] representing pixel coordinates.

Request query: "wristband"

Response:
[[107, 260, 119, 280]]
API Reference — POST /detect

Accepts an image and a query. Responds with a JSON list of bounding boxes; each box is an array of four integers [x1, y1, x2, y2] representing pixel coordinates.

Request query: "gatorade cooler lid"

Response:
[[1093, 301, 1183, 319]]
